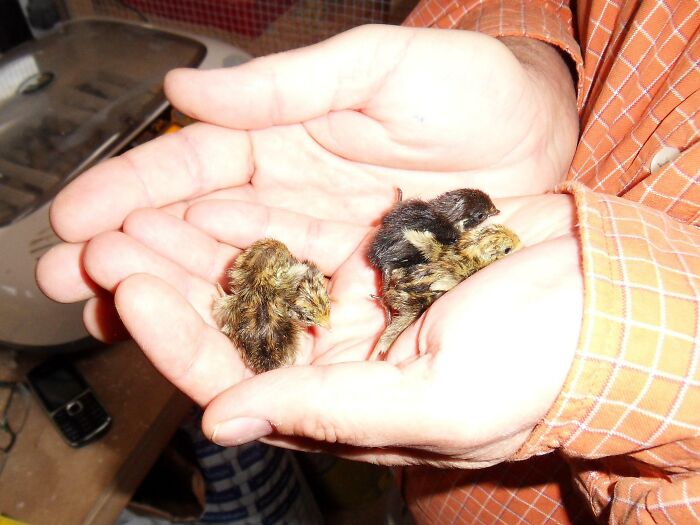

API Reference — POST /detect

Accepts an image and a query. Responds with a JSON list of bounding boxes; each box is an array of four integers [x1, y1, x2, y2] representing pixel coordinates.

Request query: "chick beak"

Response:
[[490, 206, 500, 217], [317, 313, 332, 329]]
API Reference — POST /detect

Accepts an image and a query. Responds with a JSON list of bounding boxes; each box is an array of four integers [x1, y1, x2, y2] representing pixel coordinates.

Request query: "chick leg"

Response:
[[370, 292, 393, 325], [368, 187, 404, 324], [371, 266, 396, 324], [369, 311, 419, 361]]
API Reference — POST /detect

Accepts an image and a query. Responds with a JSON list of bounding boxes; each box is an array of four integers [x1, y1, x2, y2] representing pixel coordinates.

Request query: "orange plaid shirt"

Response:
[[401, 0, 700, 523]]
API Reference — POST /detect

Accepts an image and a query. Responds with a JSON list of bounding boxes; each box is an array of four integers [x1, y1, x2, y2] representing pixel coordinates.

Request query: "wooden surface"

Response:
[[0, 342, 193, 525]]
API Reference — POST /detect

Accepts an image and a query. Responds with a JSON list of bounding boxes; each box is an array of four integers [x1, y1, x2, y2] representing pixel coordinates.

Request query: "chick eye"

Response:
[[476, 212, 485, 221], [504, 247, 511, 254]]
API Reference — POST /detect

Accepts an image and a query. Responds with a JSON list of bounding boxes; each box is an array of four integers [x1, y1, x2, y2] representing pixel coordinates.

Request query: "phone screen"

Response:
[[27, 361, 88, 412]]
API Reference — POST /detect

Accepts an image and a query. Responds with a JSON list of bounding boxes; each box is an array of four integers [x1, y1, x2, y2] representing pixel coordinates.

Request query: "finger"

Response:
[[164, 25, 410, 128], [123, 207, 240, 284], [36, 242, 97, 303], [188, 184, 257, 205], [202, 359, 463, 451], [115, 273, 247, 406], [82, 295, 130, 343], [489, 193, 576, 246], [83, 231, 217, 324], [50, 123, 253, 242], [186, 200, 370, 275], [311, 232, 386, 360]]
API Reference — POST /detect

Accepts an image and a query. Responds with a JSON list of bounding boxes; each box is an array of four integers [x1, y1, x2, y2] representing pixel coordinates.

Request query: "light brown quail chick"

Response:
[[214, 239, 330, 373], [371, 224, 520, 359]]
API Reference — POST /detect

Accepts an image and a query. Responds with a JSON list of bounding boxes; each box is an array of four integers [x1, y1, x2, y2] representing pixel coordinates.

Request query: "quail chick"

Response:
[[371, 224, 521, 359], [431, 188, 501, 232], [367, 188, 499, 278], [214, 239, 331, 373]]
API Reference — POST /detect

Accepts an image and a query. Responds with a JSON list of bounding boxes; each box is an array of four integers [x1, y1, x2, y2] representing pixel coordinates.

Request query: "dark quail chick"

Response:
[[371, 224, 521, 359], [367, 188, 499, 280], [214, 239, 330, 373], [431, 188, 501, 232]]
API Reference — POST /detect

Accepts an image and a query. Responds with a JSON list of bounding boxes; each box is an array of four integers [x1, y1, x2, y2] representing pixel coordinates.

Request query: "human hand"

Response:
[[39, 25, 577, 338], [41, 192, 581, 468], [193, 193, 583, 468], [159, 27, 578, 202], [49, 24, 578, 244]]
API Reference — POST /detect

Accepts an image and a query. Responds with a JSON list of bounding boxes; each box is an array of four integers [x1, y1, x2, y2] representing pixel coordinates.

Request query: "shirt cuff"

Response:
[[514, 182, 700, 461]]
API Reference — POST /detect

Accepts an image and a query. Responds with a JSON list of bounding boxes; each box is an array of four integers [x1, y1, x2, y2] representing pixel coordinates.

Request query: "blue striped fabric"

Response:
[[263, 482, 301, 525], [200, 506, 249, 523], [255, 463, 293, 510], [201, 463, 236, 483], [248, 448, 284, 491], [206, 486, 243, 504], [181, 409, 323, 524]]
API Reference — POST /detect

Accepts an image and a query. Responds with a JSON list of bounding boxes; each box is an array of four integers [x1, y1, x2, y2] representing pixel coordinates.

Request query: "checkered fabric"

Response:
[[401, 0, 700, 523]]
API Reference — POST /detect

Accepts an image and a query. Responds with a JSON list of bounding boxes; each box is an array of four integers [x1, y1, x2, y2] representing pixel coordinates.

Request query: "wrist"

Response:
[[498, 36, 579, 184], [497, 36, 576, 95]]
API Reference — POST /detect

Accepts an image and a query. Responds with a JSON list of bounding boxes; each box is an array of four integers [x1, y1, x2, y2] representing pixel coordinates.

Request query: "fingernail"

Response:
[[210, 417, 273, 446]]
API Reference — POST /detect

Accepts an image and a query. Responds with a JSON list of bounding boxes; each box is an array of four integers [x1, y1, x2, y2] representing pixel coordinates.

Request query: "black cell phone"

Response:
[[26, 358, 111, 447]]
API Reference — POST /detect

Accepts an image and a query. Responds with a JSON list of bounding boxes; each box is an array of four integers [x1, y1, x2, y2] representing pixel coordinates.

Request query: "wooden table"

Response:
[[0, 341, 193, 525]]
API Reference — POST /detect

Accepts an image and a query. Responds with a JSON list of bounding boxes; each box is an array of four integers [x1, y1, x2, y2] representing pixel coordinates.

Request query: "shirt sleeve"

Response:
[[402, 2, 700, 521], [402, 0, 585, 109], [515, 181, 700, 521]]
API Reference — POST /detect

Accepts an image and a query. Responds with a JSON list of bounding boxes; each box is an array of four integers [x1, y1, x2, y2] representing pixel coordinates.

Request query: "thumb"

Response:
[[202, 361, 443, 448], [164, 25, 412, 129]]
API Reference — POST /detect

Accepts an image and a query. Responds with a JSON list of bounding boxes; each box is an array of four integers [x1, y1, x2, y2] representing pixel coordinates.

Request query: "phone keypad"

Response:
[[52, 392, 110, 446]]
